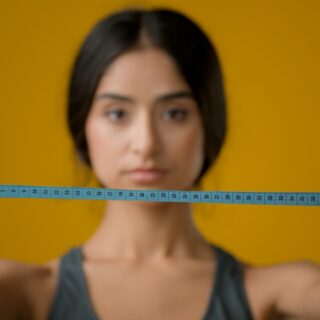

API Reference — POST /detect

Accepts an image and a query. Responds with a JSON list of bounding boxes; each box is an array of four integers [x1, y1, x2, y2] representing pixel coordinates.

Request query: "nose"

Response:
[[131, 112, 160, 157]]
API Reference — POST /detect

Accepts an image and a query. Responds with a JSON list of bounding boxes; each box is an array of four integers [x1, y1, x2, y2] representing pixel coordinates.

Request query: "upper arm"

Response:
[[0, 259, 33, 319], [274, 260, 320, 319]]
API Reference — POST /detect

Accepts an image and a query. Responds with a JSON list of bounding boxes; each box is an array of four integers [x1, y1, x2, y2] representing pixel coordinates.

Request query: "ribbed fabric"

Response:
[[48, 245, 253, 320]]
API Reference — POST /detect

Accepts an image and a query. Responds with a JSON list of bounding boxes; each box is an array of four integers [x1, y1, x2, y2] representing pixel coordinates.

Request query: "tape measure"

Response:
[[0, 184, 319, 206]]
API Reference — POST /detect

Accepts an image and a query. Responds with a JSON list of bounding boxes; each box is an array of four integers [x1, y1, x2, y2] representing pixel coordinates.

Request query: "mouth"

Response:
[[127, 169, 167, 182]]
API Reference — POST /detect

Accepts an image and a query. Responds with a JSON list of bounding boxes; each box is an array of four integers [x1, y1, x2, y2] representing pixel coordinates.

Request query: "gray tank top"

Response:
[[48, 244, 253, 320]]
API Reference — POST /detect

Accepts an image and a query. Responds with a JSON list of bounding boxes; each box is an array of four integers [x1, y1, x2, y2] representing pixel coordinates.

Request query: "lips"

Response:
[[127, 169, 167, 182]]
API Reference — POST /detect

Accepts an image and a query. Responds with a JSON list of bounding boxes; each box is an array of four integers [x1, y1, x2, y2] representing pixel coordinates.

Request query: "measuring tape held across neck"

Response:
[[0, 184, 319, 206]]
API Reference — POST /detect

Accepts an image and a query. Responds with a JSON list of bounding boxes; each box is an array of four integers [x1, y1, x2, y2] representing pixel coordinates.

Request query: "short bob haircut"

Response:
[[67, 7, 227, 188]]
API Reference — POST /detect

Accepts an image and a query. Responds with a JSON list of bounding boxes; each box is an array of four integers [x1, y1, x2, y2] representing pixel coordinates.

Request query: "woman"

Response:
[[1, 7, 319, 320]]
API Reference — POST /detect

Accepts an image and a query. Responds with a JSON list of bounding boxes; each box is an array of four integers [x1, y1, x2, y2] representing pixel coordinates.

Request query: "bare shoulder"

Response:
[[0, 257, 61, 320], [0, 259, 35, 307], [0, 258, 45, 319], [242, 259, 320, 319], [244, 259, 320, 296]]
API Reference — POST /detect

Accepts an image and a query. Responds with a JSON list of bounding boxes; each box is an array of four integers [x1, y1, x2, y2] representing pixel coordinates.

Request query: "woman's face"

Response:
[[85, 48, 204, 191]]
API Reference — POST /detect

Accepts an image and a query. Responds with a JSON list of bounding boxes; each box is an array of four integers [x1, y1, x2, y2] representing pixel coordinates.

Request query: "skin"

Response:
[[83, 46, 215, 262]]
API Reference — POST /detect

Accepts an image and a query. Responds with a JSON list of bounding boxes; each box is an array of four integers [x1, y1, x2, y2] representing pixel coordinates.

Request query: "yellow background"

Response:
[[0, 0, 319, 265]]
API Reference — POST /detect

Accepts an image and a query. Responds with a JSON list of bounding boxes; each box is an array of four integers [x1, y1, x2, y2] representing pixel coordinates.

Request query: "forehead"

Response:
[[94, 48, 192, 96]]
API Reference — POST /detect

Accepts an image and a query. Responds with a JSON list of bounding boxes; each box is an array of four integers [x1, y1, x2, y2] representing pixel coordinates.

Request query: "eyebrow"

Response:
[[94, 91, 196, 104]]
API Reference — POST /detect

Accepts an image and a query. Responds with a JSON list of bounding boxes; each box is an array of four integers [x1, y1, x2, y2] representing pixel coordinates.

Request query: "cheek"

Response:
[[85, 118, 118, 167], [167, 125, 204, 166]]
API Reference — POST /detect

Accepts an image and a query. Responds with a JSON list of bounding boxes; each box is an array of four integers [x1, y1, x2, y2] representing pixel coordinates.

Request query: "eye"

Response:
[[164, 108, 189, 121], [105, 109, 127, 122]]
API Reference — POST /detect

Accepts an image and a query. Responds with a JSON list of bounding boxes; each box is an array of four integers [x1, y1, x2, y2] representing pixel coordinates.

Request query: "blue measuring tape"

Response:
[[0, 184, 319, 206]]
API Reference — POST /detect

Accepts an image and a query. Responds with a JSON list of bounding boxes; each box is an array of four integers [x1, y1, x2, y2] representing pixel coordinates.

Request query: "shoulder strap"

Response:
[[47, 247, 99, 320], [203, 245, 253, 320]]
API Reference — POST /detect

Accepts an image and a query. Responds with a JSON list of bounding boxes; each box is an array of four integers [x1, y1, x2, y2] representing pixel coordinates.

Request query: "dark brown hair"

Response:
[[67, 7, 227, 187]]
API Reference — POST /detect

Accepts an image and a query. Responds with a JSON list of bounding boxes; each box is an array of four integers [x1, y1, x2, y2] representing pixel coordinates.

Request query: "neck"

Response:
[[83, 199, 213, 262]]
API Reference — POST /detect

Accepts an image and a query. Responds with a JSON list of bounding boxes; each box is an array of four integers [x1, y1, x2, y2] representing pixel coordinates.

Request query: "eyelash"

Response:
[[104, 108, 189, 122]]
